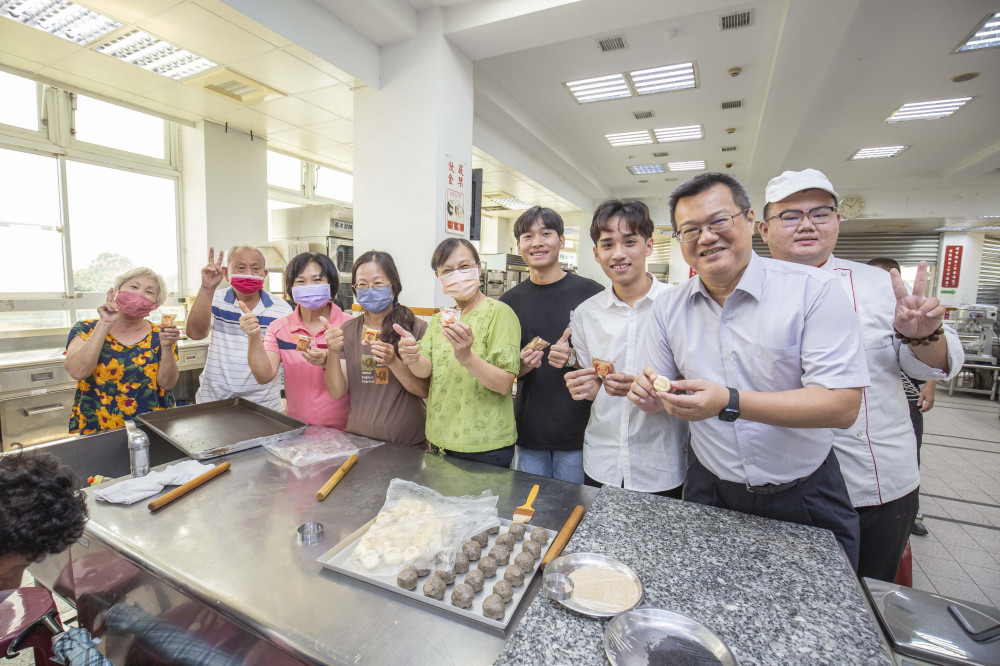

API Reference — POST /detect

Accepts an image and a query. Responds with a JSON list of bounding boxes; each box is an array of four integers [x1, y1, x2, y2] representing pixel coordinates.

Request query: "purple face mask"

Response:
[[291, 284, 331, 310]]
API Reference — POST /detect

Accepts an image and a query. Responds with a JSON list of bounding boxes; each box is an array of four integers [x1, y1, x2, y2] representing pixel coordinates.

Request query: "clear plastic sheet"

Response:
[[262, 426, 383, 466], [346, 478, 501, 578]]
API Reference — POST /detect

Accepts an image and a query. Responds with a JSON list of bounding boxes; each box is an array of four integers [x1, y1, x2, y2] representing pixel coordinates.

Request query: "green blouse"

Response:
[[418, 297, 520, 452]]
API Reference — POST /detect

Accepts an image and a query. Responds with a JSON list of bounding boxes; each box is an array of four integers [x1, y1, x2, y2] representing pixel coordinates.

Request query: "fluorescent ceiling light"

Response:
[[629, 62, 696, 95], [490, 197, 532, 210], [956, 12, 1000, 52], [627, 164, 666, 175], [653, 124, 703, 142], [668, 160, 706, 171], [97, 30, 217, 80], [886, 97, 972, 122], [934, 225, 1000, 231], [850, 146, 907, 160], [606, 131, 653, 147], [0, 0, 119, 45], [566, 74, 631, 103]]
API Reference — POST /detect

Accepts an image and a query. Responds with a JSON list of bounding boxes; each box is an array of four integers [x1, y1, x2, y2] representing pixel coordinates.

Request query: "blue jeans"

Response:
[[513, 446, 584, 484]]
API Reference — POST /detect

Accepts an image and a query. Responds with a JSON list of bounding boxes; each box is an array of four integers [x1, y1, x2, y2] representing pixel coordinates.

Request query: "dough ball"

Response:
[[451, 583, 475, 609], [384, 547, 402, 566], [483, 594, 506, 620], [477, 555, 498, 578], [503, 564, 525, 587], [522, 540, 541, 560], [422, 574, 446, 600], [471, 531, 490, 547], [414, 567, 430, 577], [453, 551, 470, 574], [462, 541, 481, 561], [487, 524, 500, 535], [397, 567, 418, 591], [653, 375, 672, 392], [403, 546, 420, 562], [514, 551, 535, 574], [507, 523, 526, 541], [493, 579, 514, 603], [495, 533, 515, 550], [360, 550, 380, 570], [436, 567, 456, 585], [464, 569, 485, 592], [488, 544, 510, 566], [530, 527, 550, 545]]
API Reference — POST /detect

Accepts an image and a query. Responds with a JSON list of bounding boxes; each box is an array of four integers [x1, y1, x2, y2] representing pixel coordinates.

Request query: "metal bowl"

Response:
[[604, 607, 738, 666], [543, 552, 643, 618]]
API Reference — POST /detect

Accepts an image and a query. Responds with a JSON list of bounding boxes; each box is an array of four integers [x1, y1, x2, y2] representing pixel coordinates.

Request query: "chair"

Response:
[[0, 587, 63, 665]]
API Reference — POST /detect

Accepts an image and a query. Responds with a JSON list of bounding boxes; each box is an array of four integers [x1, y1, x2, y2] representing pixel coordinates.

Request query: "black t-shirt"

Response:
[[499, 272, 604, 451]]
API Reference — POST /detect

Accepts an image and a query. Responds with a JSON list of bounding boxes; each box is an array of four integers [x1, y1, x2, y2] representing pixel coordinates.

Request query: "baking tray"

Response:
[[318, 517, 555, 633], [136, 398, 307, 460]]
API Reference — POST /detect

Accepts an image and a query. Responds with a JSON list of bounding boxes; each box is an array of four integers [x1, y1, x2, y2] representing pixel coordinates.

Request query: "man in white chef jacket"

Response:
[[758, 168, 963, 582]]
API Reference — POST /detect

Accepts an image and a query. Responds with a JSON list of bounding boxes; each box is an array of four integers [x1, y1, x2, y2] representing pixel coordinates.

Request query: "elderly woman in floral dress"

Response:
[[64, 267, 180, 433]]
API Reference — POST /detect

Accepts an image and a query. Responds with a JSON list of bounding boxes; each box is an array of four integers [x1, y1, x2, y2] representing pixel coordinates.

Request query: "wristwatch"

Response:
[[566, 347, 578, 367], [718, 387, 740, 422]]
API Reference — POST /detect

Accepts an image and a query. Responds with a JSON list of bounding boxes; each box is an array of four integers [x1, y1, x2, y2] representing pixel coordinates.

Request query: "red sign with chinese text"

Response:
[[941, 245, 962, 288]]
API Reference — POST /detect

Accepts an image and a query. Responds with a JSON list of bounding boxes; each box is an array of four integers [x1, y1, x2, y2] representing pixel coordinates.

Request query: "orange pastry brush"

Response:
[[513, 484, 539, 523]]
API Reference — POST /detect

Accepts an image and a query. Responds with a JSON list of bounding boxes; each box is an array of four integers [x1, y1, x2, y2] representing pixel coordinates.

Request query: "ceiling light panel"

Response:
[[490, 197, 532, 210], [1, 0, 119, 45], [668, 160, 706, 171], [653, 124, 703, 142], [956, 12, 1000, 52], [886, 97, 972, 122], [606, 131, 653, 147], [97, 30, 218, 80], [934, 225, 1000, 231], [627, 164, 666, 175], [629, 62, 696, 96], [850, 146, 907, 160], [565, 73, 631, 103]]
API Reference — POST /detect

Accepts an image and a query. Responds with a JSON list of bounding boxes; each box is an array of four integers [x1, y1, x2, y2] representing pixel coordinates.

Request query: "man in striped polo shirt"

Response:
[[186, 245, 292, 411]]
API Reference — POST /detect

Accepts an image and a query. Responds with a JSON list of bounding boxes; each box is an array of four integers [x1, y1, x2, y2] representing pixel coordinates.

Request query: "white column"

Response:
[[352, 8, 473, 309], [937, 232, 985, 307]]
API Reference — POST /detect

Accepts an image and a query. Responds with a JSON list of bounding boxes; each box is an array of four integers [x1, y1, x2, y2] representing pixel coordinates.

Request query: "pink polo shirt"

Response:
[[263, 302, 352, 429]]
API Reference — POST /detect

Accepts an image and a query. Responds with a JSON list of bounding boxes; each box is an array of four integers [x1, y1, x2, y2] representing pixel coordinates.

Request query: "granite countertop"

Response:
[[497, 487, 891, 666]]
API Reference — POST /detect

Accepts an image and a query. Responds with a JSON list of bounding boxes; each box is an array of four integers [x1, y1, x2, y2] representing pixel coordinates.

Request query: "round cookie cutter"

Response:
[[298, 522, 324, 545]]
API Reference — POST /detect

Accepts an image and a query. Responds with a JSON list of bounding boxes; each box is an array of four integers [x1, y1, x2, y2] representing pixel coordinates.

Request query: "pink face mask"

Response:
[[439, 270, 480, 302], [115, 290, 157, 319], [230, 274, 264, 295]]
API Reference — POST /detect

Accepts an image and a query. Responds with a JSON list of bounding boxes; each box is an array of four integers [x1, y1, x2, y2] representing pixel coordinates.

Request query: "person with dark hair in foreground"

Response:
[[1, 451, 88, 590]]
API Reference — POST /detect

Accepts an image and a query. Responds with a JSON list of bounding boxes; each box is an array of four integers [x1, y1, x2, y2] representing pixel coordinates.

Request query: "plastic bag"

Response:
[[262, 426, 383, 466], [346, 478, 500, 578]]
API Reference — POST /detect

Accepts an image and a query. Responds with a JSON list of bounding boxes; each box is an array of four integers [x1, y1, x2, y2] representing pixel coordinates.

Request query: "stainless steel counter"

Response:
[[76, 443, 597, 665]]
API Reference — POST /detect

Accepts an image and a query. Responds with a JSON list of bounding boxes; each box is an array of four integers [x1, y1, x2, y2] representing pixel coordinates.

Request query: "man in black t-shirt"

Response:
[[500, 207, 603, 483]]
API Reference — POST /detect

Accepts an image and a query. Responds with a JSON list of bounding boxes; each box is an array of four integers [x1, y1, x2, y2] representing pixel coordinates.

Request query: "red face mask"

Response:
[[230, 274, 264, 295], [115, 290, 157, 318]]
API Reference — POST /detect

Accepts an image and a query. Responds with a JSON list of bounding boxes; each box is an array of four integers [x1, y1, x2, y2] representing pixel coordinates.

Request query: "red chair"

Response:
[[1, 587, 63, 665]]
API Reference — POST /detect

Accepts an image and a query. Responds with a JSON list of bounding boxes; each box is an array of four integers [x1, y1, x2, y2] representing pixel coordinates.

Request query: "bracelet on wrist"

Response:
[[893, 326, 944, 346]]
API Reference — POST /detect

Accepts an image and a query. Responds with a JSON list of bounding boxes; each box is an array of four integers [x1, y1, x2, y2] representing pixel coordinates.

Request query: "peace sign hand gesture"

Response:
[[96, 287, 121, 326], [201, 247, 225, 290], [891, 262, 945, 340]]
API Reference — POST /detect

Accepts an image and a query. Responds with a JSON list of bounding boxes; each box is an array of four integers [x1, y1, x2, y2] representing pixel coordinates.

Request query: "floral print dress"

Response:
[[65, 320, 178, 434]]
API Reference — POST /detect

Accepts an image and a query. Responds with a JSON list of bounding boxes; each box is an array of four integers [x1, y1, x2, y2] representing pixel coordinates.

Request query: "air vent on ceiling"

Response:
[[597, 35, 628, 52], [720, 10, 753, 30], [652, 151, 670, 157], [721, 99, 743, 109], [721, 146, 738, 152], [186, 68, 284, 106], [633, 110, 654, 120]]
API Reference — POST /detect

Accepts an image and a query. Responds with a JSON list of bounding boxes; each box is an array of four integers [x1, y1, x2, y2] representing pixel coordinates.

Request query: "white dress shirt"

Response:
[[823, 255, 962, 507], [571, 277, 689, 492], [646, 252, 870, 485]]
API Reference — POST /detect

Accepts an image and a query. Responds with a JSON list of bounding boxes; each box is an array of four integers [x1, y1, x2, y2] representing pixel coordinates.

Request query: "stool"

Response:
[[0, 588, 63, 665]]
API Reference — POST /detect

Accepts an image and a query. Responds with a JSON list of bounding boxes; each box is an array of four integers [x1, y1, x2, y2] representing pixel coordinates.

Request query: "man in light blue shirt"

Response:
[[629, 172, 869, 570]]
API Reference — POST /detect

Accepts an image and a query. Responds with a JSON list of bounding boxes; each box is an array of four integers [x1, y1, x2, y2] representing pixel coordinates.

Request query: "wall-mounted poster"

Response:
[[941, 245, 962, 289], [445, 156, 467, 236]]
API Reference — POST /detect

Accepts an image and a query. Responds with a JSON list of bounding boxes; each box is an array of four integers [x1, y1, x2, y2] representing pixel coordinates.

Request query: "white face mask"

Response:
[[439, 269, 480, 301]]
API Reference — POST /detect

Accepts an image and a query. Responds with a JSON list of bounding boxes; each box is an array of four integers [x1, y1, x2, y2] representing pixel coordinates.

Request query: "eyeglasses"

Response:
[[436, 263, 478, 278], [673, 208, 749, 243], [764, 206, 838, 228], [354, 280, 390, 291]]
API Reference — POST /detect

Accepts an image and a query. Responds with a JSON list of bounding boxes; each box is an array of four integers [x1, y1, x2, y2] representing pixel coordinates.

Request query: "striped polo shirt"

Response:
[[195, 287, 292, 411]]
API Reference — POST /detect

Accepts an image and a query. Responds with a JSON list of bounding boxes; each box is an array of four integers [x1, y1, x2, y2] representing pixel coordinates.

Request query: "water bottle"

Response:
[[126, 422, 150, 477]]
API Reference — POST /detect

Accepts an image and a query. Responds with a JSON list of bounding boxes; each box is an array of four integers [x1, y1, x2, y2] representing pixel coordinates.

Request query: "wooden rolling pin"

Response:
[[148, 462, 230, 512], [315, 454, 358, 501], [540, 504, 585, 570]]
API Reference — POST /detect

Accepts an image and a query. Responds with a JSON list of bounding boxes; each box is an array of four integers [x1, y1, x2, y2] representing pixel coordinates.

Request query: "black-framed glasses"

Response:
[[673, 208, 750, 243], [764, 206, 838, 228]]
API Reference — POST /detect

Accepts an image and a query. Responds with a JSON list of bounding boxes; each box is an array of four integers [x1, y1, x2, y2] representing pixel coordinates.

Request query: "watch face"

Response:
[[719, 408, 740, 423], [839, 195, 865, 219]]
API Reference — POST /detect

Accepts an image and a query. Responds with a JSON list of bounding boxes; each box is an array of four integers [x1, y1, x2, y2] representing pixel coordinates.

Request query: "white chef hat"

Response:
[[764, 168, 838, 206]]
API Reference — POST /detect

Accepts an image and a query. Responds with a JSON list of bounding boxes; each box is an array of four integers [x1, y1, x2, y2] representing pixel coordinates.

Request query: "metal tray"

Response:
[[542, 552, 643, 617], [318, 517, 555, 633], [604, 608, 738, 666], [136, 398, 307, 459]]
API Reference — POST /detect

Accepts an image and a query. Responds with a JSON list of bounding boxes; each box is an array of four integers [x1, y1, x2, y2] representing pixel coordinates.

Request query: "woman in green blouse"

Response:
[[397, 238, 521, 468]]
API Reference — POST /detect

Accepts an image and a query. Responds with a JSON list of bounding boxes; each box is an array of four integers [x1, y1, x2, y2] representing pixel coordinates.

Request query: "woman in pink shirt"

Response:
[[239, 252, 351, 428]]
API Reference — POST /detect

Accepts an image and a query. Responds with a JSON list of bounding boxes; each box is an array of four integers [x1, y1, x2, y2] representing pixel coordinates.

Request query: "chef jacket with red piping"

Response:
[[263, 302, 351, 430], [823, 255, 962, 508]]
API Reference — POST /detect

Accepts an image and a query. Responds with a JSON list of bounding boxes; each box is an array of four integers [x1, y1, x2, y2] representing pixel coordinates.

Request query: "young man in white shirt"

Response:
[[758, 168, 962, 581], [186, 246, 292, 411], [555, 199, 688, 496]]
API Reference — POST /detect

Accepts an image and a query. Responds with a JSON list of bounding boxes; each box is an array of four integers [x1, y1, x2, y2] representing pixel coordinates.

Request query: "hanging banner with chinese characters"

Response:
[[941, 245, 962, 289], [445, 155, 467, 236]]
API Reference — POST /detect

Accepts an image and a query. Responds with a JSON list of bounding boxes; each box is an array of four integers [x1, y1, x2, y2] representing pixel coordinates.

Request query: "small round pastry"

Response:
[[653, 374, 672, 393], [514, 551, 535, 574], [495, 533, 515, 550], [507, 523, 526, 541], [471, 531, 490, 547], [504, 564, 525, 587], [436, 567, 456, 585], [414, 567, 430, 577], [530, 527, 550, 546], [422, 574, 446, 600], [462, 540, 481, 561], [359, 550, 380, 570], [521, 539, 541, 560], [488, 544, 510, 565], [493, 579, 514, 603], [464, 569, 485, 592], [453, 551, 470, 574], [477, 555, 498, 578], [487, 524, 500, 535], [397, 566, 418, 591], [483, 594, 506, 620], [451, 583, 475, 609]]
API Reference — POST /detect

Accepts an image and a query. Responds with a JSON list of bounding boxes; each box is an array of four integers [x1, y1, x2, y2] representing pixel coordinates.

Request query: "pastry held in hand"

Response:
[[653, 375, 672, 393], [293, 335, 311, 352], [160, 314, 176, 327], [526, 336, 549, 352], [362, 326, 379, 345], [440, 308, 461, 327], [592, 358, 615, 377]]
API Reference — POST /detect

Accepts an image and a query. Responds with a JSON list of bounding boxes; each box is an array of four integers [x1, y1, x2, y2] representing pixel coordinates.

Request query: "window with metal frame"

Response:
[[977, 237, 1000, 305]]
